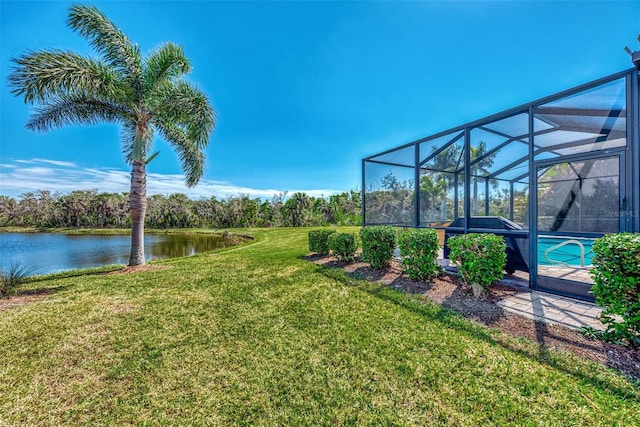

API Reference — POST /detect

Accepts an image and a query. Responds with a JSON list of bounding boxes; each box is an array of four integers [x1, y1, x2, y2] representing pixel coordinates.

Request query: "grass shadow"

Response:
[[1, 284, 72, 312], [22, 264, 126, 284], [11, 285, 71, 297], [315, 263, 640, 400], [347, 265, 395, 283]]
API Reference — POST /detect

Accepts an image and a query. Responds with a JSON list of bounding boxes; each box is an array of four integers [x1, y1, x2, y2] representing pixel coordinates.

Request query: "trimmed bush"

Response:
[[590, 233, 640, 348], [398, 228, 442, 281], [328, 232, 358, 262], [308, 229, 336, 255], [0, 262, 31, 297], [447, 233, 506, 297], [360, 226, 397, 269]]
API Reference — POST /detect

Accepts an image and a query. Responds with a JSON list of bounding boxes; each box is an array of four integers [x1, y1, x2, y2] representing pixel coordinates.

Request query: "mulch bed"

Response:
[[307, 254, 640, 383]]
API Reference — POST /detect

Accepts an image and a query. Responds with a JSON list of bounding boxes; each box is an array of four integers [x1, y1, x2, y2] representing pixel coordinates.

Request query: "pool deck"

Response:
[[537, 265, 593, 284], [496, 290, 604, 330]]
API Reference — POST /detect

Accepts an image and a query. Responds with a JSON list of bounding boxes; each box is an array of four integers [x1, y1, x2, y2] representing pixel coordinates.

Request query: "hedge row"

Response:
[[309, 229, 357, 262], [360, 226, 396, 269], [398, 228, 442, 281], [308, 229, 336, 255], [591, 232, 640, 348], [447, 233, 506, 297], [309, 227, 509, 298]]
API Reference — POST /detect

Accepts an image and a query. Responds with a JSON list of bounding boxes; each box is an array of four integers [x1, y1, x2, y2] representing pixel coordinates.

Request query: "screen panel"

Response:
[[534, 77, 627, 160], [364, 161, 416, 226], [419, 132, 465, 226]]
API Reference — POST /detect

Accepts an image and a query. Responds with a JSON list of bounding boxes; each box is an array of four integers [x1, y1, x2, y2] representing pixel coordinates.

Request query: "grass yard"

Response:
[[0, 227, 638, 425]]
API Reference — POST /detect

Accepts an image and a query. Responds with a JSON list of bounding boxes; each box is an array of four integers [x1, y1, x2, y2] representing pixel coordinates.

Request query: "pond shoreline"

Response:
[[0, 226, 252, 236], [0, 229, 252, 275]]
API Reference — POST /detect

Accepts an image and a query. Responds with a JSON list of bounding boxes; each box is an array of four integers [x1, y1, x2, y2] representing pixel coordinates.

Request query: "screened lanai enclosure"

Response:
[[363, 68, 640, 301]]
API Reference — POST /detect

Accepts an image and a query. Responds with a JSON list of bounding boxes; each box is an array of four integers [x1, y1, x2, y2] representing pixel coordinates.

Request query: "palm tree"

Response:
[[8, 4, 215, 265], [469, 142, 497, 215], [420, 174, 447, 223]]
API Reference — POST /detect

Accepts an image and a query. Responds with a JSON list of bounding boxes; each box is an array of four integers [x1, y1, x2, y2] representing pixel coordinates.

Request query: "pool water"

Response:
[[537, 236, 595, 267]]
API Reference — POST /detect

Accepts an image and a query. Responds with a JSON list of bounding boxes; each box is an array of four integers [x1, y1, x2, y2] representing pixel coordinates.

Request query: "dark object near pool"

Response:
[[444, 216, 529, 274]]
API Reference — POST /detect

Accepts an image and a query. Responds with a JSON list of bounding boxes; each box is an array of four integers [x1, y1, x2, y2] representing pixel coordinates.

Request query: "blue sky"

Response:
[[1, 0, 639, 199]]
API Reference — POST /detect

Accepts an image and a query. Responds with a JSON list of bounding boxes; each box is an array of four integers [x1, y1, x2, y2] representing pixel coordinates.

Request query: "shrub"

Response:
[[360, 226, 397, 269], [398, 228, 442, 281], [308, 229, 336, 255], [0, 262, 31, 297], [447, 233, 506, 297], [590, 233, 640, 348], [328, 232, 358, 262]]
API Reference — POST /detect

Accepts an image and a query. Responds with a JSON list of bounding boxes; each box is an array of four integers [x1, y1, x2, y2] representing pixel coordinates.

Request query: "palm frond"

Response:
[[149, 81, 215, 148], [145, 151, 160, 164], [12, 3, 216, 189], [155, 120, 204, 187], [120, 122, 137, 163], [143, 42, 191, 93], [67, 4, 142, 97], [26, 94, 132, 132], [9, 50, 121, 103], [120, 121, 154, 164]]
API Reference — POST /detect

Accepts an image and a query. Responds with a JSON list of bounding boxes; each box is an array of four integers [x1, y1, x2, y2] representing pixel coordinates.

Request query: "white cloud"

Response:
[[0, 159, 343, 200], [15, 167, 57, 177], [32, 158, 78, 167], [15, 158, 77, 168]]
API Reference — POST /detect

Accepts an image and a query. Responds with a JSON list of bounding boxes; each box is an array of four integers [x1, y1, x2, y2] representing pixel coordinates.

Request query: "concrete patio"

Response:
[[496, 290, 604, 331]]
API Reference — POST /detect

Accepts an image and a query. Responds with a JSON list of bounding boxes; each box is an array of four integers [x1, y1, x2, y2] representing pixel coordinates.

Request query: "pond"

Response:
[[0, 232, 239, 275]]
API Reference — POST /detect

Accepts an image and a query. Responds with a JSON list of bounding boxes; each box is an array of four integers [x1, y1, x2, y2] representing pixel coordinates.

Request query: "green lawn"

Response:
[[0, 227, 638, 425]]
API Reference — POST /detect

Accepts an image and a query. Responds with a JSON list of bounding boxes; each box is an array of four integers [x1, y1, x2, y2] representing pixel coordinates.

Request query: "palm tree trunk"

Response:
[[129, 160, 147, 266], [473, 179, 478, 216]]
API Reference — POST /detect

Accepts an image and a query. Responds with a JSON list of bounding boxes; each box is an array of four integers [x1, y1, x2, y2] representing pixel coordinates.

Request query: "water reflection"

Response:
[[0, 232, 237, 275], [146, 233, 231, 259]]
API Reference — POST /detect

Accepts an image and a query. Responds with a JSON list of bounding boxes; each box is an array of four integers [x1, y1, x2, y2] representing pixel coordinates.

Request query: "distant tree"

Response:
[[469, 142, 497, 215], [0, 196, 18, 226], [166, 193, 192, 228], [9, 4, 215, 265], [0, 190, 364, 230], [59, 189, 96, 227], [16, 192, 38, 226], [420, 140, 497, 221], [365, 173, 414, 225], [421, 142, 463, 222], [381, 173, 402, 192], [283, 192, 311, 227], [146, 194, 168, 228], [419, 174, 446, 223], [40, 190, 64, 227], [93, 192, 125, 228], [257, 199, 276, 227]]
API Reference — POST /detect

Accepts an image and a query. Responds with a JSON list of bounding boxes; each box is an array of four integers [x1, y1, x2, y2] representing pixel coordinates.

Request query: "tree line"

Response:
[[0, 190, 362, 229]]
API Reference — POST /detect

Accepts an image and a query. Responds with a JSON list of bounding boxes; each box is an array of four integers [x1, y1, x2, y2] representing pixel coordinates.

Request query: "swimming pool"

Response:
[[537, 236, 595, 267]]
